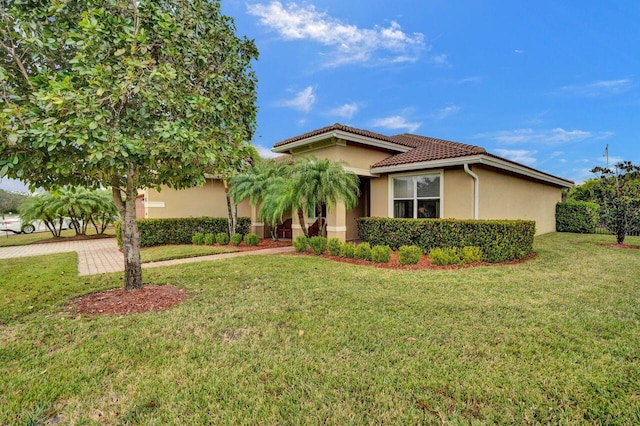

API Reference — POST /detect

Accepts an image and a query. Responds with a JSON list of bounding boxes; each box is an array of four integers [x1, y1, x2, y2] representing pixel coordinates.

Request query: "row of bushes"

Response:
[[555, 201, 599, 234], [192, 232, 259, 246], [116, 217, 251, 247], [356, 218, 535, 263]]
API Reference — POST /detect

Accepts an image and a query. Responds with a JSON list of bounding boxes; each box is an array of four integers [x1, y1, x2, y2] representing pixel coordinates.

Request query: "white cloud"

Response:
[[514, 49, 524, 54], [475, 127, 611, 145], [371, 115, 422, 133], [429, 54, 449, 67], [433, 104, 459, 120], [494, 149, 538, 166], [559, 79, 634, 96], [330, 103, 359, 120], [455, 76, 483, 85], [281, 86, 316, 112], [254, 144, 280, 159], [247, 1, 426, 66]]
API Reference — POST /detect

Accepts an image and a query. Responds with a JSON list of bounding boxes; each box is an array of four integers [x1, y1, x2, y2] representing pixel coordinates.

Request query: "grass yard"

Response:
[[140, 245, 238, 263], [1, 233, 639, 424], [0, 227, 116, 247]]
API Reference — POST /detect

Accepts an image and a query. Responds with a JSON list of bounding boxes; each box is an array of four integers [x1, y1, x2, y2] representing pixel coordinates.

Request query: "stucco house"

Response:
[[142, 123, 573, 241]]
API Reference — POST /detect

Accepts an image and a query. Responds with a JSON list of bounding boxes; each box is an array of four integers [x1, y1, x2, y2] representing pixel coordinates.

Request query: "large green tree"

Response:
[[591, 161, 640, 244], [0, 0, 258, 289]]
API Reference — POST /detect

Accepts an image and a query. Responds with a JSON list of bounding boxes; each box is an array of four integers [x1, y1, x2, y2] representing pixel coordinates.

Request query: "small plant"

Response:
[[371, 245, 392, 263], [191, 232, 204, 245], [243, 233, 260, 246], [203, 233, 215, 245], [231, 233, 243, 246], [293, 236, 309, 252], [354, 242, 372, 261], [216, 232, 230, 245], [398, 245, 422, 265], [327, 237, 342, 256], [462, 246, 482, 263], [309, 236, 328, 255], [340, 242, 356, 258]]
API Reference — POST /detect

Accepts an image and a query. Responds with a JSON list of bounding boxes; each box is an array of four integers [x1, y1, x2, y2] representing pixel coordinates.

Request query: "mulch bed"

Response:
[[73, 285, 187, 317], [292, 250, 537, 270], [597, 243, 640, 250]]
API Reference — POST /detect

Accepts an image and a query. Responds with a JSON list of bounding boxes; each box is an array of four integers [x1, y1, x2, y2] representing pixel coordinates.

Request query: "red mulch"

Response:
[[597, 243, 640, 250], [74, 285, 187, 317], [291, 250, 537, 270]]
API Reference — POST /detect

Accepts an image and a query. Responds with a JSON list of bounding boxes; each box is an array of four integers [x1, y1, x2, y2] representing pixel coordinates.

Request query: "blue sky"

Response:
[[2, 0, 637, 192]]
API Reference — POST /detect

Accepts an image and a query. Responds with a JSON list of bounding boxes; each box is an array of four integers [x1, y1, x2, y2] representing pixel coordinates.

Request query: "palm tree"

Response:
[[19, 193, 65, 237], [290, 157, 360, 237]]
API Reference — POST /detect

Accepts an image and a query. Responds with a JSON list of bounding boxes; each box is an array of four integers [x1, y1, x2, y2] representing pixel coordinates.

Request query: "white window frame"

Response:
[[387, 170, 443, 218]]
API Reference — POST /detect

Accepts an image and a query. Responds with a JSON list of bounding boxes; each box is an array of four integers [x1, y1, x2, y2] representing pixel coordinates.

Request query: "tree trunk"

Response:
[[224, 180, 236, 236], [297, 208, 308, 238], [112, 173, 143, 291]]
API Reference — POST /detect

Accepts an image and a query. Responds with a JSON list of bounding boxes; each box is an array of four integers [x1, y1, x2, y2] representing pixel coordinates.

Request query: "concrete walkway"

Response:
[[0, 238, 294, 276]]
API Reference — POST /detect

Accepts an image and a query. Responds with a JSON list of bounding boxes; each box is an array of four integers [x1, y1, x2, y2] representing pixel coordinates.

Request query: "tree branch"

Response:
[[0, 39, 34, 91]]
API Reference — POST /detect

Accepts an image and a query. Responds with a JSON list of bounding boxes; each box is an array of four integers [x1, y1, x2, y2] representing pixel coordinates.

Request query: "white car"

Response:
[[0, 217, 36, 234]]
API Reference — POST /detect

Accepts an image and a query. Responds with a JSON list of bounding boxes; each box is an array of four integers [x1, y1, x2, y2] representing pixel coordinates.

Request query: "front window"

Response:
[[392, 174, 440, 218]]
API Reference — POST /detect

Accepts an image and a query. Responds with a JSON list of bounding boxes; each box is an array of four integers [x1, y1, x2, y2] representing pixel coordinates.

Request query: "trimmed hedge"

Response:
[[357, 218, 535, 263], [556, 201, 599, 234], [116, 217, 250, 247]]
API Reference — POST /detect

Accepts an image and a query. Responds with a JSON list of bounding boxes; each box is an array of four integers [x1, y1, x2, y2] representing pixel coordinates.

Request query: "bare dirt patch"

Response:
[[74, 285, 186, 317], [598, 243, 640, 250], [293, 251, 537, 270]]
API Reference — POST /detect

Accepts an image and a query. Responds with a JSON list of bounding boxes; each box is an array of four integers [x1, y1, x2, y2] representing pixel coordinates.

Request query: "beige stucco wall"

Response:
[[369, 175, 388, 217], [475, 166, 563, 234], [442, 167, 474, 219], [293, 139, 393, 171], [145, 179, 251, 219]]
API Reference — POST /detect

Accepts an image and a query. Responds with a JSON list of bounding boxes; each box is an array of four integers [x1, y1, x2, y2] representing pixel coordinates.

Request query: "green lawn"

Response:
[[0, 227, 116, 247], [1, 233, 639, 424], [140, 245, 238, 263]]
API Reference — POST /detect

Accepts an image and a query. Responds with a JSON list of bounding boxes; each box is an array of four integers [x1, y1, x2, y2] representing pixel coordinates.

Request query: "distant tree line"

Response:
[[0, 189, 28, 216]]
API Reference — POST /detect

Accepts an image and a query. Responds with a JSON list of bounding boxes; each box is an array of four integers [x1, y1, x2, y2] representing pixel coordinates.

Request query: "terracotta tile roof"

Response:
[[273, 123, 402, 148], [371, 134, 486, 168]]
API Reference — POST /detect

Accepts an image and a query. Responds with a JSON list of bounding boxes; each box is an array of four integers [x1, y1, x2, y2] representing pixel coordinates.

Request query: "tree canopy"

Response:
[[1, 0, 258, 289]]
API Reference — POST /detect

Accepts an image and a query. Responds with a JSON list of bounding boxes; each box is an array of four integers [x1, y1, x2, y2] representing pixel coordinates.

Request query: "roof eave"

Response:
[[272, 130, 412, 154], [371, 155, 574, 188]]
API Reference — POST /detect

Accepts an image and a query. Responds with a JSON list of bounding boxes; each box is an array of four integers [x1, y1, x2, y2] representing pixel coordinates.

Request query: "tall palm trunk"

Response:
[[297, 208, 309, 238]]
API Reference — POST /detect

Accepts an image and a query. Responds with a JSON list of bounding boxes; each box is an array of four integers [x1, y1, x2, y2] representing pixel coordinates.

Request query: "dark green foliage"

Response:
[[231, 233, 243, 246], [556, 201, 599, 234], [216, 232, 230, 245], [204, 233, 215, 245], [243, 233, 260, 246], [354, 242, 372, 261], [371, 245, 391, 263], [340, 242, 356, 258], [309, 236, 328, 255], [116, 217, 250, 248], [293, 236, 309, 252], [192, 233, 205, 245], [357, 218, 535, 263], [398, 245, 422, 265], [327, 238, 342, 256], [0, 189, 27, 214]]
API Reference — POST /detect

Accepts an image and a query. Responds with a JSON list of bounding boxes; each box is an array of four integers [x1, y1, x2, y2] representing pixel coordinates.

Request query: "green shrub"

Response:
[[354, 242, 372, 261], [357, 218, 535, 263], [340, 242, 356, 258], [371, 245, 392, 263], [327, 238, 342, 256], [430, 246, 483, 265], [243, 233, 260, 246], [556, 201, 599, 234], [398, 245, 422, 265], [192, 233, 205, 245], [116, 217, 251, 248], [309, 236, 328, 255], [462, 246, 482, 263], [293, 236, 309, 252], [231, 233, 243, 246], [203, 233, 214, 245], [216, 232, 230, 245]]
